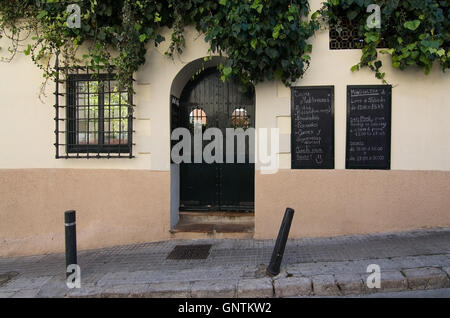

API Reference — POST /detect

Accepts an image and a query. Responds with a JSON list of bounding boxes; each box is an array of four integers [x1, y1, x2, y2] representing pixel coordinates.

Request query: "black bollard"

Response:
[[267, 208, 295, 276], [64, 210, 77, 277]]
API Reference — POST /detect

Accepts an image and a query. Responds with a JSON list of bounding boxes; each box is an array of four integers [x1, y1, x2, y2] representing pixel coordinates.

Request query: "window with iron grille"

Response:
[[329, 17, 387, 50], [55, 67, 135, 159]]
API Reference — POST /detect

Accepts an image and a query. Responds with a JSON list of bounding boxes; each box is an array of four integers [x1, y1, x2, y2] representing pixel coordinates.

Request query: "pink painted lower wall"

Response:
[[0, 169, 171, 258], [1, 169, 450, 258], [254, 170, 450, 239]]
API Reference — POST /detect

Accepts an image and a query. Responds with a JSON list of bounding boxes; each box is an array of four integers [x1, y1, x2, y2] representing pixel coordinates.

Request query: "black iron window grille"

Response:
[[330, 17, 387, 50], [330, 18, 363, 50], [55, 65, 135, 159]]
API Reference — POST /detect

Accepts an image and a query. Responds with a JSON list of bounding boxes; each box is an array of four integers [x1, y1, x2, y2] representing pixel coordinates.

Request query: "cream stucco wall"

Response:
[[260, 0, 450, 172], [0, 27, 216, 171], [1, 9, 449, 172]]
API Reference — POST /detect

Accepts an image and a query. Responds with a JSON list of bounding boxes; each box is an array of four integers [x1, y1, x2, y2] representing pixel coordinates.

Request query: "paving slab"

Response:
[[0, 276, 53, 292], [65, 285, 103, 298], [0, 272, 18, 287], [3, 228, 450, 276], [146, 281, 191, 298], [443, 267, 450, 278], [366, 270, 407, 293], [274, 277, 312, 297], [1, 228, 450, 298], [312, 275, 340, 296], [11, 288, 41, 298], [237, 278, 273, 298], [96, 271, 152, 287], [402, 267, 450, 290], [35, 276, 68, 298], [190, 280, 237, 298], [101, 284, 151, 298], [0, 291, 16, 298], [334, 274, 364, 296]]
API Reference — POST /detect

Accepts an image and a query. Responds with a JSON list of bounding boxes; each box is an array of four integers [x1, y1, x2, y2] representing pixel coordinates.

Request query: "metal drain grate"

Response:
[[167, 244, 212, 260]]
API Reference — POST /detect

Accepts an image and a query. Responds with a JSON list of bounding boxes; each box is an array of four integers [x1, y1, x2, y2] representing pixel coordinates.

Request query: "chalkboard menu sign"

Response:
[[346, 85, 392, 170], [291, 86, 335, 169]]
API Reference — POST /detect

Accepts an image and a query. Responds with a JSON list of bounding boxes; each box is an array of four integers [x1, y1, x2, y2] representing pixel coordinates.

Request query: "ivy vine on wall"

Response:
[[0, 0, 448, 92], [319, 0, 449, 82], [0, 0, 318, 91]]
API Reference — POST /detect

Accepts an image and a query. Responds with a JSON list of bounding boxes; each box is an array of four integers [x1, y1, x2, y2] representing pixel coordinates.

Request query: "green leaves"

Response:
[[250, 0, 263, 14], [23, 44, 32, 56], [223, 66, 232, 76], [220, 65, 233, 82], [436, 49, 445, 57], [380, 48, 395, 55], [265, 47, 279, 59], [0, 0, 315, 89], [322, 0, 449, 82], [364, 32, 380, 44], [272, 24, 283, 40], [139, 34, 147, 43], [37, 10, 48, 20], [194, 0, 317, 86], [154, 12, 162, 23], [404, 20, 421, 31], [346, 10, 358, 21], [421, 39, 442, 50]]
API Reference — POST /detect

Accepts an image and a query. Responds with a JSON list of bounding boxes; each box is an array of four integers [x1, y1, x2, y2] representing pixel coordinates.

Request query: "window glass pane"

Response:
[[231, 108, 249, 129], [104, 81, 122, 105], [189, 108, 207, 129], [77, 81, 100, 106], [104, 80, 129, 145], [69, 76, 132, 151], [76, 80, 99, 144]]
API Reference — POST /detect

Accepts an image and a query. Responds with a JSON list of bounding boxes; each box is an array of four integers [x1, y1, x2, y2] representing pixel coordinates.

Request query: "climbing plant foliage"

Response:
[[0, 0, 448, 92], [319, 0, 449, 82], [0, 0, 318, 91]]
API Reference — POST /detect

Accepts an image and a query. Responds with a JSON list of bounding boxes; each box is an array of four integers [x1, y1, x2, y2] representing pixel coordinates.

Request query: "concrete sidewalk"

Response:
[[0, 228, 450, 298]]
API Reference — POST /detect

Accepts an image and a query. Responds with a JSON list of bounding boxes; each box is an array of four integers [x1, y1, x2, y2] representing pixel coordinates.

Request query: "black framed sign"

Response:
[[346, 85, 392, 170], [291, 86, 335, 169]]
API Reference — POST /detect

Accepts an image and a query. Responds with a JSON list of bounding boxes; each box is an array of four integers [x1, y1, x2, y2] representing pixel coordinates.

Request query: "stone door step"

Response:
[[170, 212, 255, 239], [178, 211, 255, 224]]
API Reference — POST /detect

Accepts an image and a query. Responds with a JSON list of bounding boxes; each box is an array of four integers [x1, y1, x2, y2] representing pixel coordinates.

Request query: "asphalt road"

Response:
[[296, 289, 450, 298], [353, 288, 450, 298]]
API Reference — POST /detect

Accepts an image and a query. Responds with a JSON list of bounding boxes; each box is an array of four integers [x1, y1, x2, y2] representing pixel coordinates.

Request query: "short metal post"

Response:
[[65, 210, 77, 277], [267, 208, 295, 276]]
